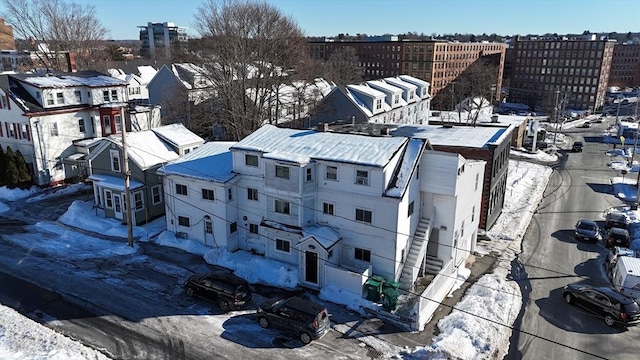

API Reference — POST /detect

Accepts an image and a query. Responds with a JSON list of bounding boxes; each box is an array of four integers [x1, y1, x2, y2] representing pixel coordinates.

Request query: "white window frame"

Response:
[[247, 188, 259, 201], [46, 93, 54, 105], [326, 166, 338, 180], [274, 199, 290, 215], [56, 92, 64, 104], [356, 170, 369, 185], [354, 247, 371, 262], [178, 216, 190, 227], [275, 165, 290, 179], [245, 154, 259, 167], [323, 202, 334, 215], [151, 185, 162, 205], [176, 183, 188, 196], [105, 189, 113, 209], [133, 191, 144, 210], [355, 208, 372, 224], [78, 119, 85, 133], [109, 150, 121, 172], [275, 239, 291, 254], [202, 188, 215, 201]]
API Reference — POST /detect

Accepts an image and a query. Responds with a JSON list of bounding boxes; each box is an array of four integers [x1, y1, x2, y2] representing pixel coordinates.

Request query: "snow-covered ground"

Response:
[[0, 145, 596, 360]]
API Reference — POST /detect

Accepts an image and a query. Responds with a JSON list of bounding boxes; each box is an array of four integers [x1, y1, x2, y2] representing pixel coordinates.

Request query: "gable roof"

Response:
[[151, 123, 204, 148], [157, 141, 236, 183], [87, 130, 179, 170], [10, 71, 126, 88], [232, 124, 407, 167]]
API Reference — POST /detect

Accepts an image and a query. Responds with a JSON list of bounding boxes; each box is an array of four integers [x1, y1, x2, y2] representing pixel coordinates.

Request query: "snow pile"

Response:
[[25, 183, 91, 203], [153, 230, 210, 255], [0, 186, 38, 202], [0, 305, 110, 360], [319, 285, 379, 315]]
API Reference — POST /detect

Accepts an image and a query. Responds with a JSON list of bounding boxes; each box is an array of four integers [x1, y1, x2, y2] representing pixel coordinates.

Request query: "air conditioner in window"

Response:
[[356, 178, 367, 185], [176, 232, 188, 239]]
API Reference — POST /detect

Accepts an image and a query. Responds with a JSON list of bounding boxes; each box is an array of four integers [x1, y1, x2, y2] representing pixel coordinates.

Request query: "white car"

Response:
[[607, 246, 639, 268]]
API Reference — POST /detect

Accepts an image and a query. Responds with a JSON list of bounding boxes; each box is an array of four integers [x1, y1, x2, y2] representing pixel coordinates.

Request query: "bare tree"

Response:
[[323, 46, 363, 86], [193, 0, 308, 140], [1, 0, 109, 72]]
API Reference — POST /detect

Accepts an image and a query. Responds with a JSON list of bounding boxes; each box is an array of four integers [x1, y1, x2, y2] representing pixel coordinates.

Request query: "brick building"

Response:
[[507, 36, 616, 112], [608, 43, 640, 88], [309, 37, 505, 102], [0, 18, 15, 50]]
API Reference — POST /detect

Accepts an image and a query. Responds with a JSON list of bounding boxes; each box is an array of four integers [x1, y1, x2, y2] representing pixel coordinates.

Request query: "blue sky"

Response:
[[12, 0, 640, 40]]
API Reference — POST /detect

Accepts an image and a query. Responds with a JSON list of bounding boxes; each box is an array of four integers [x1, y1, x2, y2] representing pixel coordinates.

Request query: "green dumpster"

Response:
[[364, 276, 385, 302], [382, 280, 400, 311]]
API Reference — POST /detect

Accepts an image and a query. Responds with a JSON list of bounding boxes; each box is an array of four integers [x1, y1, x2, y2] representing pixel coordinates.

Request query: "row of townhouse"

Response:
[[307, 75, 431, 128], [154, 124, 502, 330]]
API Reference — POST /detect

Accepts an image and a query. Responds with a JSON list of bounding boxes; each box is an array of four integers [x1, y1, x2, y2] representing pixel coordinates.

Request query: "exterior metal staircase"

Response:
[[399, 218, 432, 291]]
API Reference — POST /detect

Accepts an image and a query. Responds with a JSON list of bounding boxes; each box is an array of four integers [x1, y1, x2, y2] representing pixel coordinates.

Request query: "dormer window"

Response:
[[111, 90, 118, 101], [46, 93, 54, 105], [375, 98, 382, 110], [394, 95, 399, 104], [75, 90, 82, 102], [103, 91, 109, 102], [409, 91, 415, 99], [356, 170, 369, 186], [56, 92, 64, 104]]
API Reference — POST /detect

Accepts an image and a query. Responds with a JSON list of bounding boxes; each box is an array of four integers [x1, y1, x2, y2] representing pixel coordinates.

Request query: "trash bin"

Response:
[[382, 280, 400, 311], [364, 276, 384, 302]]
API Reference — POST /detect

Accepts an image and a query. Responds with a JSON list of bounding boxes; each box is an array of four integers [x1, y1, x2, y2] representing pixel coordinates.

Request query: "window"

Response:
[[152, 185, 162, 205], [0, 96, 6, 109], [56, 92, 64, 104], [105, 190, 113, 208], [275, 165, 290, 179], [74, 90, 81, 102], [475, 173, 480, 190], [78, 119, 85, 132], [176, 184, 188, 195], [114, 115, 122, 132], [323, 202, 334, 215], [205, 222, 213, 234], [249, 223, 259, 234], [21, 124, 28, 139], [230, 222, 237, 233], [326, 166, 337, 180], [50, 122, 59, 136], [471, 206, 475, 222], [202, 188, 215, 201], [46, 93, 54, 105], [306, 168, 312, 181], [103, 90, 109, 102], [134, 192, 144, 210], [355, 208, 372, 223], [228, 188, 233, 200], [375, 98, 382, 110], [274, 199, 290, 214], [178, 216, 190, 227], [103, 116, 111, 130], [276, 239, 291, 253], [354, 248, 371, 262], [111, 89, 118, 101], [129, 87, 141, 95], [110, 150, 121, 172], [247, 188, 258, 201], [356, 170, 368, 185], [245, 154, 259, 167], [408, 201, 414, 217]]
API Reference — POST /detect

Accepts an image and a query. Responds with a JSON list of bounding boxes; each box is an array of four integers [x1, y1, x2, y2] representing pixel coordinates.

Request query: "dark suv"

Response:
[[184, 272, 252, 312], [257, 297, 330, 344], [605, 227, 631, 248], [571, 141, 584, 152], [563, 283, 640, 327], [605, 212, 628, 230]]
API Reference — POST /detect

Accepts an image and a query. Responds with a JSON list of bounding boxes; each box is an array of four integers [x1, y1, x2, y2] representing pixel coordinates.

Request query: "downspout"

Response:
[[31, 117, 48, 185]]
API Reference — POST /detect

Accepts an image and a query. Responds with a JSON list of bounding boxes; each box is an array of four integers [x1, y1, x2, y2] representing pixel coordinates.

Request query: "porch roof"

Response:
[[88, 174, 144, 191], [302, 225, 341, 250]]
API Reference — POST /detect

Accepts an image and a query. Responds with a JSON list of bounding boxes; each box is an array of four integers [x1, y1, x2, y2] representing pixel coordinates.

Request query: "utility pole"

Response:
[[120, 106, 134, 247], [553, 90, 560, 143]]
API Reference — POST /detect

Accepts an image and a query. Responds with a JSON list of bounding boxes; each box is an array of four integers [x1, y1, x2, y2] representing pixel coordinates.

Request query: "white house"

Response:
[[108, 69, 150, 105], [307, 75, 431, 128], [159, 124, 484, 330]]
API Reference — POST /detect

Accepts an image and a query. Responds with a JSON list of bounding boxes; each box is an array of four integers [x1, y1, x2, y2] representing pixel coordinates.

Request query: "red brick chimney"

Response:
[[65, 52, 77, 72]]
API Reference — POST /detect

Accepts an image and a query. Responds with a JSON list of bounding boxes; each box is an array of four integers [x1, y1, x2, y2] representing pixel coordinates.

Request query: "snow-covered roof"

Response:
[[107, 131, 179, 169], [347, 84, 385, 98], [87, 174, 144, 191], [366, 80, 403, 94], [384, 77, 418, 92], [138, 66, 158, 83], [302, 225, 341, 250], [232, 124, 408, 167], [158, 141, 236, 183], [14, 72, 126, 88], [151, 123, 204, 147], [392, 124, 508, 149], [385, 138, 423, 197], [398, 74, 429, 88]]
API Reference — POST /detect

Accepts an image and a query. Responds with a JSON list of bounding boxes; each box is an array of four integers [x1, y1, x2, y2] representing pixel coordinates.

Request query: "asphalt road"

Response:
[[0, 196, 374, 360], [508, 123, 640, 359]]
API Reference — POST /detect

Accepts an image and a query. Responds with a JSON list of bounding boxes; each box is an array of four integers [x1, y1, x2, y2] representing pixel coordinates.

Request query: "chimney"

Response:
[[320, 123, 329, 132], [491, 115, 499, 123], [65, 52, 77, 72]]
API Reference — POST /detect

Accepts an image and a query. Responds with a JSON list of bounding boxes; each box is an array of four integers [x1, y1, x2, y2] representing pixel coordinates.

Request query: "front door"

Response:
[[305, 251, 318, 284], [113, 194, 123, 220], [204, 219, 214, 246]]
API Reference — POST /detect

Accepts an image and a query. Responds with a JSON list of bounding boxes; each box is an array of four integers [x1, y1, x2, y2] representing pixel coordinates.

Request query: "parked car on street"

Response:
[[605, 227, 631, 248], [607, 246, 640, 268], [574, 220, 601, 242], [184, 272, 252, 312], [582, 121, 592, 128], [257, 296, 330, 344], [562, 283, 640, 327], [571, 141, 584, 152], [605, 212, 629, 229]]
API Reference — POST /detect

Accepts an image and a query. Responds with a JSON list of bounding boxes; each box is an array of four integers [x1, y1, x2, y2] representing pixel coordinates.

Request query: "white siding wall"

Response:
[[420, 151, 458, 196]]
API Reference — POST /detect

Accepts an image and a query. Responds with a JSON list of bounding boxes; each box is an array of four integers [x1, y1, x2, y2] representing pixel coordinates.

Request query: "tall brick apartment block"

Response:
[[0, 18, 15, 50], [608, 43, 640, 88], [309, 36, 505, 102]]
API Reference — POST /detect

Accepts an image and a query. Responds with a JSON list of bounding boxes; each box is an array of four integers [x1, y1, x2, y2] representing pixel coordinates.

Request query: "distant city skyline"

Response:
[[2, 0, 640, 40]]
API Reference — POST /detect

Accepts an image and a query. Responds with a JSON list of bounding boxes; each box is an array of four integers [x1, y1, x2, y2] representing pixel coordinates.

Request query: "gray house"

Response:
[[86, 124, 203, 225]]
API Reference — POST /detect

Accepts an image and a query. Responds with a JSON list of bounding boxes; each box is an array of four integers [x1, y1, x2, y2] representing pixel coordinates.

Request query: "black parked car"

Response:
[[574, 220, 601, 242], [563, 283, 640, 327], [184, 272, 252, 312], [605, 227, 631, 248], [605, 212, 629, 229], [257, 297, 330, 344], [571, 141, 584, 152]]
